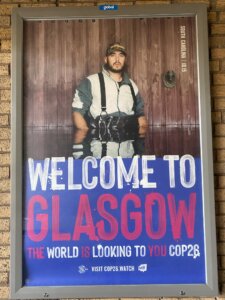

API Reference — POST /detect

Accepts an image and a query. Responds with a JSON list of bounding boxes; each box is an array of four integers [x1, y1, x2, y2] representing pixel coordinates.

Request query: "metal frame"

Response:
[[11, 4, 218, 299]]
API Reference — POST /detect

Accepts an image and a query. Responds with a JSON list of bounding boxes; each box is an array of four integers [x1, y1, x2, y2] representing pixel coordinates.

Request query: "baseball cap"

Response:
[[105, 43, 127, 56]]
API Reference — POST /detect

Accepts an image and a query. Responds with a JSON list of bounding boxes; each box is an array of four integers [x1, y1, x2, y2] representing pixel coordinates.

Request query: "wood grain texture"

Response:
[[23, 17, 198, 127]]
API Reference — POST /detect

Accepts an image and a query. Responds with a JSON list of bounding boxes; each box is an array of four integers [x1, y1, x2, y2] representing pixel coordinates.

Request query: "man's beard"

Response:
[[104, 62, 126, 73]]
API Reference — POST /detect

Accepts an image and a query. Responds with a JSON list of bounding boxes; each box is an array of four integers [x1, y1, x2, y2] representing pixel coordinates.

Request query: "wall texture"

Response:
[[0, 0, 224, 299]]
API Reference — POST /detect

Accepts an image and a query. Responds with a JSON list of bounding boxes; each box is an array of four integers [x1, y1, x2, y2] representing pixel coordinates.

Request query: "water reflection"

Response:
[[23, 125, 200, 160], [72, 127, 145, 159]]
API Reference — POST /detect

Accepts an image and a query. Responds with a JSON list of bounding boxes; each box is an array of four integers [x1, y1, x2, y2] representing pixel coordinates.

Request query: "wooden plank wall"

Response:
[[23, 17, 198, 127]]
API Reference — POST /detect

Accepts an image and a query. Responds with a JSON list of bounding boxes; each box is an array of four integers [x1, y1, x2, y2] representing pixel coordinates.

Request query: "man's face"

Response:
[[104, 51, 126, 73]]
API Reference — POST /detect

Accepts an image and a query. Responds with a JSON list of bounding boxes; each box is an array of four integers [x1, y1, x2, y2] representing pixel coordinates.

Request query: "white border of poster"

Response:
[[10, 4, 218, 299]]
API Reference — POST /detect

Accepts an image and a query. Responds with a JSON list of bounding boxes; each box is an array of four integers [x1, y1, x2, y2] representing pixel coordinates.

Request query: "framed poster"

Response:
[[11, 3, 218, 299]]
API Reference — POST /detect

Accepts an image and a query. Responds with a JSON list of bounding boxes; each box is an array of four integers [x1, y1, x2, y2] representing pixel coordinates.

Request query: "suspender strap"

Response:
[[101, 142, 107, 157], [128, 83, 137, 113], [98, 73, 106, 112]]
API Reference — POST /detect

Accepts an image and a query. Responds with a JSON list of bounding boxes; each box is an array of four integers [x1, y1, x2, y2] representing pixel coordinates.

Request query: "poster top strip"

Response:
[[12, 3, 207, 21]]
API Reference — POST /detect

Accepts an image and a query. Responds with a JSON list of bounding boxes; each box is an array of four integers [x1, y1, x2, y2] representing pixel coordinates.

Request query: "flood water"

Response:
[[23, 125, 200, 160]]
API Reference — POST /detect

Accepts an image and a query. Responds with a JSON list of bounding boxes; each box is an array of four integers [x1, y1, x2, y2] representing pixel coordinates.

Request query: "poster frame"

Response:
[[10, 3, 218, 299]]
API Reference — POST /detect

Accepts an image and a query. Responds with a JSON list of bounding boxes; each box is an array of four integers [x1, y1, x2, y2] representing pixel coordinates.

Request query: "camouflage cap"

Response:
[[105, 43, 127, 56]]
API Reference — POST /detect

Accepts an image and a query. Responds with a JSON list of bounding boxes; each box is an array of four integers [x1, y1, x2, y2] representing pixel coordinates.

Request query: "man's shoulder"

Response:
[[123, 72, 135, 85], [87, 72, 100, 81], [78, 73, 99, 89], [125, 76, 139, 94], [83, 73, 101, 86]]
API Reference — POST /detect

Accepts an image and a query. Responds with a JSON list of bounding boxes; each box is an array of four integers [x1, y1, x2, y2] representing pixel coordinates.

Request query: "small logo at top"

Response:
[[99, 4, 118, 11]]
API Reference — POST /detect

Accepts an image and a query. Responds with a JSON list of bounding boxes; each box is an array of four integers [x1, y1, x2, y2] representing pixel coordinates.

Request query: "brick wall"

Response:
[[210, 0, 225, 297], [0, 0, 224, 299]]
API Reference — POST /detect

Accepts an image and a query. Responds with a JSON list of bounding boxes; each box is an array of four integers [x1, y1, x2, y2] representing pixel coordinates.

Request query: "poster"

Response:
[[11, 4, 218, 299], [22, 15, 204, 286]]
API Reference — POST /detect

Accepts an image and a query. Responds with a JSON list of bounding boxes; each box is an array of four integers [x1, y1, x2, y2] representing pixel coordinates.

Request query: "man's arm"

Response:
[[72, 77, 92, 128], [134, 91, 148, 129], [72, 111, 89, 130], [129, 80, 147, 125], [131, 83, 148, 133]]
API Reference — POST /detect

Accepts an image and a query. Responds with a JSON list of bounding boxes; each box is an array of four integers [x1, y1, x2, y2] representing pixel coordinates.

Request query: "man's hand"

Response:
[[138, 116, 148, 136], [73, 128, 89, 144]]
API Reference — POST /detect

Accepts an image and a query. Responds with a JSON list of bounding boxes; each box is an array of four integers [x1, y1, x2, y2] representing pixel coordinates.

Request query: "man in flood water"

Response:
[[72, 42, 147, 133]]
